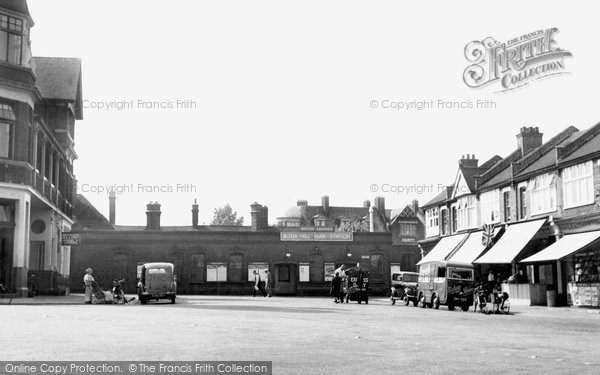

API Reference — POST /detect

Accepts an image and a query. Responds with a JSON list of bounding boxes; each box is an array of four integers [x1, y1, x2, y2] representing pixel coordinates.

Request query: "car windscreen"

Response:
[[403, 274, 419, 282], [447, 268, 473, 280]]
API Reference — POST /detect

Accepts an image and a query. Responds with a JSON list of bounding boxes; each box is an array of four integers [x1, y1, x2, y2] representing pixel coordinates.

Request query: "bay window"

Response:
[[529, 173, 557, 215], [425, 207, 439, 237], [562, 161, 594, 208], [480, 189, 500, 224], [457, 195, 476, 230], [0, 13, 24, 65]]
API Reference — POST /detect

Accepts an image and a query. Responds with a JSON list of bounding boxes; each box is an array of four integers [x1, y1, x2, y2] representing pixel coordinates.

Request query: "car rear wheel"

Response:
[[420, 295, 427, 308], [432, 295, 440, 310], [391, 297, 396, 305], [403, 296, 410, 306]]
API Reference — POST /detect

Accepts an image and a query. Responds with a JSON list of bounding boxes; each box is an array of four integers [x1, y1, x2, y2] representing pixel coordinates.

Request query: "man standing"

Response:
[[264, 270, 272, 297], [331, 272, 342, 303], [83, 268, 94, 304]]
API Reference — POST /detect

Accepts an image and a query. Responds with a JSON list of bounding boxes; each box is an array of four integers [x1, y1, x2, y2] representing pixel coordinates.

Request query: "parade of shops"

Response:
[[419, 125, 600, 308]]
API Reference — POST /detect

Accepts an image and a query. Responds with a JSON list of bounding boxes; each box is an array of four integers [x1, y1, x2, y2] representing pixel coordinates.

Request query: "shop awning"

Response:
[[473, 219, 546, 264], [520, 230, 600, 263], [417, 233, 468, 266], [446, 231, 480, 264]]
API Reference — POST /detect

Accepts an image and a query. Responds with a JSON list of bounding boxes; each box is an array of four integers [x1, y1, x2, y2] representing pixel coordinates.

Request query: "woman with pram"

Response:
[[83, 268, 94, 304]]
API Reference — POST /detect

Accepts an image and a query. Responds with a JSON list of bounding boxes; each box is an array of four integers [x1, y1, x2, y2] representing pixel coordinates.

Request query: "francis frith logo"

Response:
[[463, 28, 572, 92]]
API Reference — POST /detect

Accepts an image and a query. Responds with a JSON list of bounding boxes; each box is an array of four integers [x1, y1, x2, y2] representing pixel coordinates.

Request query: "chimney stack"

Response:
[[108, 189, 116, 225], [374, 196, 385, 214], [297, 200, 308, 206], [411, 199, 419, 213], [517, 126, 543, 157], [145, 202, 161, 230], [364, 200, 371, 208], [458, 154, 479, 168], [250, 202, 268, 231], [321, 195, 330, 215], [192, 198, 199, 228]]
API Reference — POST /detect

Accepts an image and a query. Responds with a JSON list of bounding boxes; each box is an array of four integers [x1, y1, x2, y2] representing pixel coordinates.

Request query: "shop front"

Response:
[[521, 230, 600, 307]]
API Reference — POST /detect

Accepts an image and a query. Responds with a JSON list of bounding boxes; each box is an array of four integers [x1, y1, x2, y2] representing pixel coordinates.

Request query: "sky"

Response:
[[26, 0, 600, 226]]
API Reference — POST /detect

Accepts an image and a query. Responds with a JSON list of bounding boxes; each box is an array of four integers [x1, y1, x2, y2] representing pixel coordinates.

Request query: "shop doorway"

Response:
[[274, 263, 297, 295], [0, 227, 14, 289]]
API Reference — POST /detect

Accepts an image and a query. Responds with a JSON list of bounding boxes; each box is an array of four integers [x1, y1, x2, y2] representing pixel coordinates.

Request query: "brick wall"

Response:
[[70, 230, 415, 296]]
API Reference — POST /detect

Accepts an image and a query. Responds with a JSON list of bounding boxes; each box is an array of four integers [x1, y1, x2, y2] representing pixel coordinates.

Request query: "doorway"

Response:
[[29, 241, 45, 271], [274, 263, 297, 295], [0, 227, 14, 288]]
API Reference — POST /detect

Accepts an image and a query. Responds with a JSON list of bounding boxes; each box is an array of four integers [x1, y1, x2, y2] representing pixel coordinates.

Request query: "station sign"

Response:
[[280, 232, 353, 242]]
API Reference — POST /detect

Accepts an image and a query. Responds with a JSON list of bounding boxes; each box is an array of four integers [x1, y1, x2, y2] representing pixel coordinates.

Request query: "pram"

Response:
[[91, 280, 113, 304]]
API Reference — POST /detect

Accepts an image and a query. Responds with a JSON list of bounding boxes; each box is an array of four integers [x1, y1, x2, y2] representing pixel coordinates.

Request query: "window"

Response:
[[503, 191, 511, 222], [315, 219, 326, 227], [440, 209, 449, 235], [206, 262, 227, 281], [299, 263, 310, 282], [456, 195, 476, 230], [35, 134, 43, 171], [562, 161, 594, 208], [529, 173, 557, 215], [0, 103, 15, 158], [519, 186, 527, 219], [425, 208, 439, 237], [451, 206, 457, 233], [324, 263, 335, 281], [247, 262, 269, 282], [399, 222, 417, 236], [228, 254, 243, 281], [0, 13, 24, 65], [447, 268, 474, 280], [436, 266, 446, 278], [44, 141, 52, 179], [0, 202, 13, 222], [480, 189, 500, 224]]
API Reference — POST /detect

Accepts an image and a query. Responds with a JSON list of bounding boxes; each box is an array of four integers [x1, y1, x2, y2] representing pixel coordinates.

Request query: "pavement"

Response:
[[1, 295, 599, 374]]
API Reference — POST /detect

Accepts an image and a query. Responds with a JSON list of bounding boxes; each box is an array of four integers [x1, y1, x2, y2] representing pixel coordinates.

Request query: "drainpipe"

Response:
[[369, 205, 374, 232]]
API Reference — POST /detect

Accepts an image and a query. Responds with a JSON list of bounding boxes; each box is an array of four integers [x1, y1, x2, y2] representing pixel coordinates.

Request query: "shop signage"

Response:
[[281, 232, 353, 242], [61, 232, 80, 246], [300, 226, 335, 232]]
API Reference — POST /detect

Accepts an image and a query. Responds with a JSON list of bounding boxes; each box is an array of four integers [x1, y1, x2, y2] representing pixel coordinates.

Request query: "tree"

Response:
[[210, 204, 244, 226]]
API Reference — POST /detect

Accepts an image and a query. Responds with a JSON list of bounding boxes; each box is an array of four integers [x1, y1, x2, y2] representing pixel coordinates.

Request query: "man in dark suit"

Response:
[[331, 272, 342, 303]]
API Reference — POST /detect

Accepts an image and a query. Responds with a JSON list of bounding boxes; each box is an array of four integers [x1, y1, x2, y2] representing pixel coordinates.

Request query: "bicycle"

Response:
[[0, 283, 12, 305]]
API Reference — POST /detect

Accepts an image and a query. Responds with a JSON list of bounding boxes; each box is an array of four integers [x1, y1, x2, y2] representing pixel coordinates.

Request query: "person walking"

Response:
[[83, 268, 94, 304], [264, 270, 272, 297], [331, 272, 342, 303], [253, 270, 266, 297]]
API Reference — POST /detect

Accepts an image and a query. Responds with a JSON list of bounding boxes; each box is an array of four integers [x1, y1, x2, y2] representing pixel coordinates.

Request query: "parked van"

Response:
[[137, 262, 177, 304], [417, 260, 474, 311]]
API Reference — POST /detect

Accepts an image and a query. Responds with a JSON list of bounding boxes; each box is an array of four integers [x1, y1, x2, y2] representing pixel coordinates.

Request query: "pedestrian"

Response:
[[253, 270, 266, 297], [83, 268, 94, 304], [264, 270, 272, 297], [331, 272, 342, 303]]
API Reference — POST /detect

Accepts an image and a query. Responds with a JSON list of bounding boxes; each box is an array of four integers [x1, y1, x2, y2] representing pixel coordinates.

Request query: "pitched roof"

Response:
[[33, 57, 83, 118], [72, 194, 113, 230], [422, 185, 453, 209], [1, 0, 31, 17]]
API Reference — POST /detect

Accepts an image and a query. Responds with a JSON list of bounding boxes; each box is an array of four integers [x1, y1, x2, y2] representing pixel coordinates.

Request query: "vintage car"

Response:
[[390, 271, 419, 306], [417, 260, 475, 311], [137, 262, 177, 304]]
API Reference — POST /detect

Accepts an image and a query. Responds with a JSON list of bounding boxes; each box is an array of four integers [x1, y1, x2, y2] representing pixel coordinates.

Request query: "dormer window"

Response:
[[0, 13, 24, 65], [315, 219, 326, 227]]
